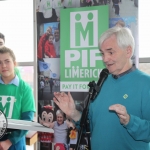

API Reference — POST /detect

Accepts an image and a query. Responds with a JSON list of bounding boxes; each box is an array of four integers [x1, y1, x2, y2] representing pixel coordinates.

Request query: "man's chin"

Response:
[[107, 68, 115, 75]]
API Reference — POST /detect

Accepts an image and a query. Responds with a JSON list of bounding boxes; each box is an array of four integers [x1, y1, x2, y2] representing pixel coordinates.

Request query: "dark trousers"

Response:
[[50, 85, 53, 93], [115, 5, 119, 15]]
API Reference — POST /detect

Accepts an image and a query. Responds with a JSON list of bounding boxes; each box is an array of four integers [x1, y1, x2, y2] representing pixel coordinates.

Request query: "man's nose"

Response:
[[102, 55, 109, 63]]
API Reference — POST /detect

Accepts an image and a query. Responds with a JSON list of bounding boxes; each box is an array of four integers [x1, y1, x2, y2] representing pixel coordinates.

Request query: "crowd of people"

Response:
[[39, 76, 60, 99], [36, 0, 113, 23], [38, 104, 80, 150]]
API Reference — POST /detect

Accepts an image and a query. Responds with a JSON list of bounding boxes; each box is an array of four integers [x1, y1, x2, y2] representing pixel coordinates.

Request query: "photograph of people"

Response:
[[53, 0, 64, 22], [46, 109, 75, 147], [110, 0, 138, 18], [44, 34, 56, 58], [53, 29, 60, 58], [38, 58, 60, 104], [37, 26, 52, 60], [39, 0, 53, 20]]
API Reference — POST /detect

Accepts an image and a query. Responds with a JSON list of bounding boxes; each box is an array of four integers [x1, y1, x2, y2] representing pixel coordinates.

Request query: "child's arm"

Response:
[[44, 42, 51, 57], [43, 121, 55, 128]]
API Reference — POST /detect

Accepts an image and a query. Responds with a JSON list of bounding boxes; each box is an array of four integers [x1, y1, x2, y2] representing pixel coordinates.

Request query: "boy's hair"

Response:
[[0, 46, 16, 61], [0, 33, 5, 42], [0, 46, 22, 78]]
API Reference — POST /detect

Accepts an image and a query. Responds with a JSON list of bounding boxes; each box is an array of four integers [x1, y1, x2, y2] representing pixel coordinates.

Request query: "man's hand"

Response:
[[0, 139, 12, 150], [53, 92, 81, 121], [109, 104, 130, 125]]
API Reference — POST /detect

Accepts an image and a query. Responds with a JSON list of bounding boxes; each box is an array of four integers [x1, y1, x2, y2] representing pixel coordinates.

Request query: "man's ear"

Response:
[[126, 46, 132, 58]]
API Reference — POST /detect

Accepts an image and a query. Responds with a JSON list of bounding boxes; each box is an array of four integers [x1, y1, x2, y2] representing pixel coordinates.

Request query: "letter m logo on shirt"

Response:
[[0, 96, 15, 118]]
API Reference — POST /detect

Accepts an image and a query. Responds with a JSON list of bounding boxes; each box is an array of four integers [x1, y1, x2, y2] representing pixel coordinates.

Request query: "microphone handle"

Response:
[[91, 69, 109, 100]]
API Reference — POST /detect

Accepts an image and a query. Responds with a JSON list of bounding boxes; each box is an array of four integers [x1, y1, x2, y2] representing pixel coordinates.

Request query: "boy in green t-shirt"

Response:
[[0, 46, 36, 150]]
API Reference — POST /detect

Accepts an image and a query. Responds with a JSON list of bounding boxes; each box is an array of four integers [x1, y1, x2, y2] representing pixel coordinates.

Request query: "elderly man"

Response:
[[52, 27, 150, 150]]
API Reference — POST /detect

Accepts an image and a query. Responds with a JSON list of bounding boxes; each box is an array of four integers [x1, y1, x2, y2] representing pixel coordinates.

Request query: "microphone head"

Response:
[[99, 68, 109, 78], [91, 68, 109, 101]]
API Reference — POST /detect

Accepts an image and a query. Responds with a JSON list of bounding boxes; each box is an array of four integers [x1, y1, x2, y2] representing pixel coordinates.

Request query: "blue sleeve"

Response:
[[73, 110, 91, 133], [73, 112, 82, 130], [123, 86, 150, 142], [8, 111, 34, 145], [74, 119, 81, 130], [124, 115, 150, 142], [73, 117, 88, 135]]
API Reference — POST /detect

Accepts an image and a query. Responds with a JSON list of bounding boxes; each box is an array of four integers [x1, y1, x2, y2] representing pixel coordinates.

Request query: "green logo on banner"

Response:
[[60, 6, 109, 91], [75, 13, 94, 46]]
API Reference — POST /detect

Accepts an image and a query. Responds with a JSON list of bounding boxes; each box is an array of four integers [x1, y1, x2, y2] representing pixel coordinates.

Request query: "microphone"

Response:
[[91, 68, 109, 101]]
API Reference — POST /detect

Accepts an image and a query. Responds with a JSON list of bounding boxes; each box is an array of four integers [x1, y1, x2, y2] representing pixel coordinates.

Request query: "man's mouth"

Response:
[[2, 70, 8, 72], [107, 64, 113, 67]]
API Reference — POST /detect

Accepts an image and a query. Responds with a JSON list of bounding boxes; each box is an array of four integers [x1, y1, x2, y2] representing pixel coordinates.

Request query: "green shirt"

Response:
[[0, 78, 35, 119]]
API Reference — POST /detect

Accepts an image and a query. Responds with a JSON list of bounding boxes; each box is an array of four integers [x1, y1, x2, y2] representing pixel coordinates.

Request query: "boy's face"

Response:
[[0, 52, 16, 79], [48, 36, 54, 43]]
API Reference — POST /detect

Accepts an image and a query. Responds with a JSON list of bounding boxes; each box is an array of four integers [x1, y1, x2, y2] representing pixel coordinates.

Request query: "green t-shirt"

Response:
[[0, 79, 36, 119]]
